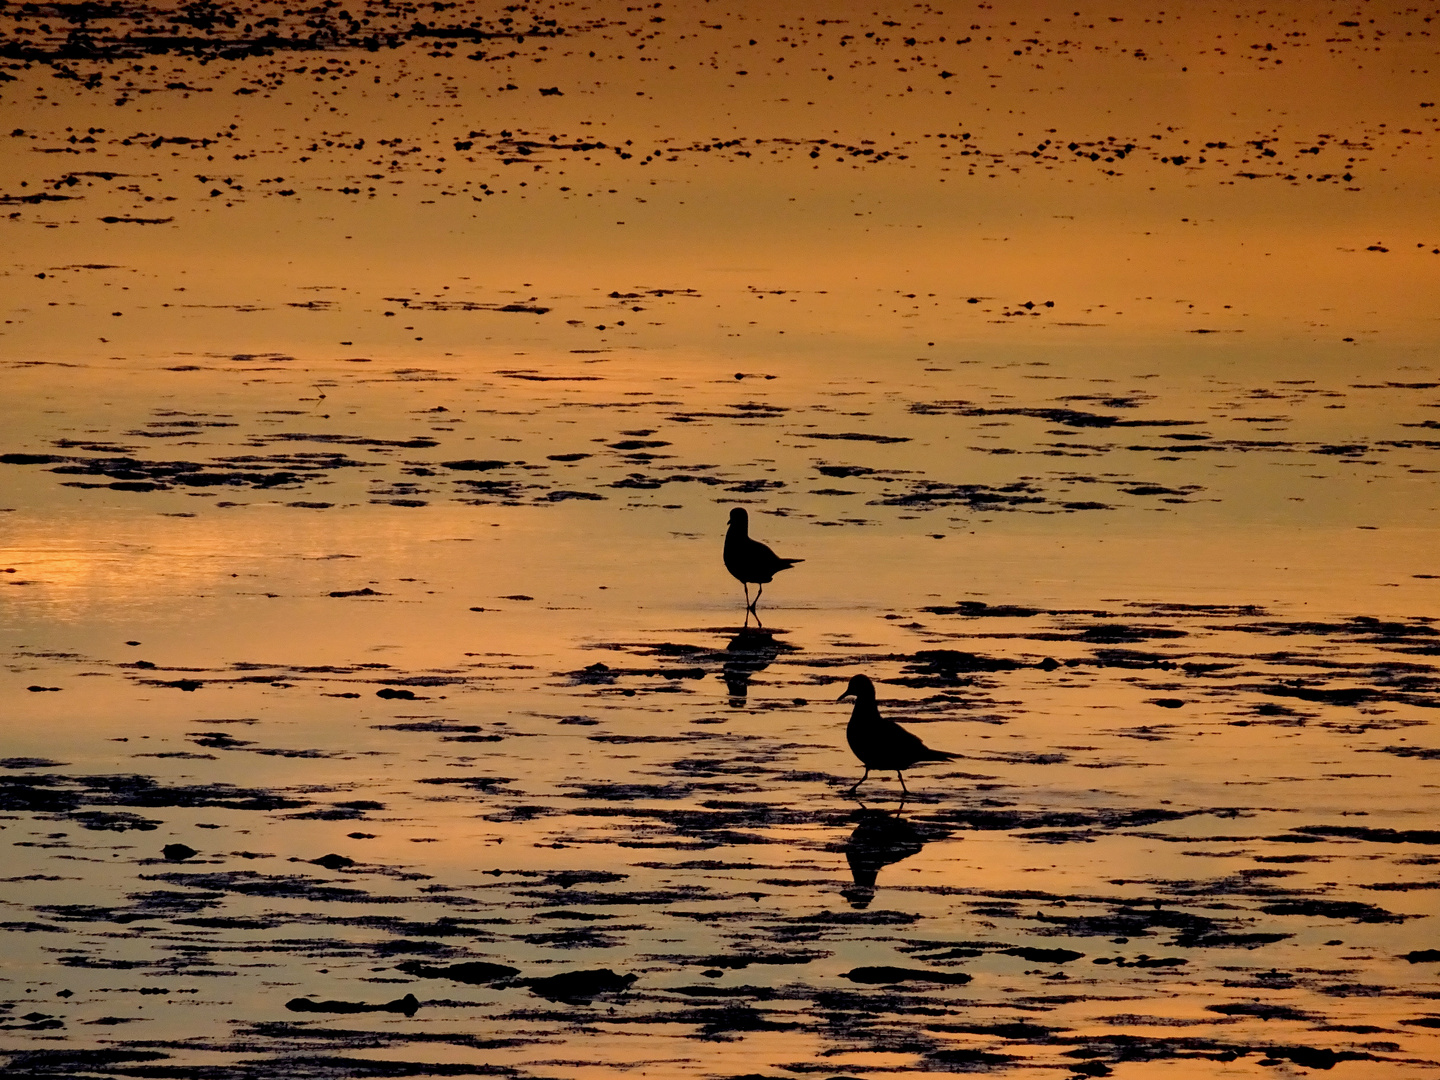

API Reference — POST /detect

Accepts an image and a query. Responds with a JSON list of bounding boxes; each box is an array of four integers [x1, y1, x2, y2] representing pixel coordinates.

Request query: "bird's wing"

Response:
[[747, 538, 800, 573], [884, 719, 957, 762], [747, 537, 780, 561], [881, 719, 931, 756]]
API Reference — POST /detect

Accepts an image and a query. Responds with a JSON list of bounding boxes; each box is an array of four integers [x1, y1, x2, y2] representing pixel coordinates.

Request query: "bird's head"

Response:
[[837, 673, 875, 702], [727, 507, 748, 528]]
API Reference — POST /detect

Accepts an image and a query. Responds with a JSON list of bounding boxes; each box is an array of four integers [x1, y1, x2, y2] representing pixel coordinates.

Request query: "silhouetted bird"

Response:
[[723, 507, 801, 617], [838, 673, 958, 794]]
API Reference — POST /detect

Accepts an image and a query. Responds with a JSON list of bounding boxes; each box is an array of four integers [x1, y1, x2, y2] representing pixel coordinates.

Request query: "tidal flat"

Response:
[[2, 1, 1439, 1076]]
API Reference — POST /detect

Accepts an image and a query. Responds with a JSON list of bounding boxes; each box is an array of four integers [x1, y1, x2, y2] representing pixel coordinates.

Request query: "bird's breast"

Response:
[[847, 716, 885, 766]]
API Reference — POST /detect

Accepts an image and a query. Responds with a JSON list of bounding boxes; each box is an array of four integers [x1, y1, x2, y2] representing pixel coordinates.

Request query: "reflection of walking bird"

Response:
[[838, 673, 958, 795], [721, 625, 781, 702], [723, 507, 801, 619], [842, 807, 925, 909]]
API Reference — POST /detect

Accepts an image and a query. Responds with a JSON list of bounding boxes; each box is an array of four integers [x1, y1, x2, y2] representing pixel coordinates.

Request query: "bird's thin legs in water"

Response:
[[897, 771, 910, 796], [742, 582, 753, 611], [848, 768, 870, 794], [749, 583, 766, 626]]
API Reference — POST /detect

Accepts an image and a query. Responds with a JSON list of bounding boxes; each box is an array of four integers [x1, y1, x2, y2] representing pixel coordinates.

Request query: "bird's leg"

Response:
[[897, 771, 910, 796], [742, 582, 753, 611], [753, 581, 764, 610], [847, 768, 870, 794]]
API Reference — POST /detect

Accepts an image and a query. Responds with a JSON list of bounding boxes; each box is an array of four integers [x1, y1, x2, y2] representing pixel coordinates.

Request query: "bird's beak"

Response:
[[837, 689, 853, 702]]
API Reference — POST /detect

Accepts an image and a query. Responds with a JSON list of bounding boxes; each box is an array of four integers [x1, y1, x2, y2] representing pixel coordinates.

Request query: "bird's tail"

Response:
[[923, 748, 960, 762], [778, 558, 804, 569]]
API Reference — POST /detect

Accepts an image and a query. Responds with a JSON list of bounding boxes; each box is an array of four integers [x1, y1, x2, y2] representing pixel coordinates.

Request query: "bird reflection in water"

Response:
[[721, 625, 782, 705], [841, 804, 927, 910]]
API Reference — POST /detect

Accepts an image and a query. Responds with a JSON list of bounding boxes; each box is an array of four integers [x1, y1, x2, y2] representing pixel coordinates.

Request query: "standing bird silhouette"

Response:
[[723, 507, 801, 618], [838, 674, 958, 795]]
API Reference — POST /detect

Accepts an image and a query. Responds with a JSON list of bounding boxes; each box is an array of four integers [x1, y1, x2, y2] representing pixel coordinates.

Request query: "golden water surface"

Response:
[[2, 1, 1440, 1076]]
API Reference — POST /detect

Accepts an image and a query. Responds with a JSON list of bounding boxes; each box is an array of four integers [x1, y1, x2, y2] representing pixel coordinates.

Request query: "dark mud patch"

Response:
[[664, 950, 828, 970], [397, 960, 520, 984], [286, 993, 420, 1016], [842, 965, 973, 985], [804, 431, 911, 444], [910, 402, 1201, 429], [0, 772, 310, 815], [524, 968, 637, 1001], [1292, 825, 1440, 846], [1258, 899, 1409, 923], [2, 449, 375, 493], [888, 649, 1024, 687]]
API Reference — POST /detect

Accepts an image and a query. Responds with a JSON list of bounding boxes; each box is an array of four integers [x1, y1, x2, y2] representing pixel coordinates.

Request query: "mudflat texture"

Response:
[[2, 1, 1440, 1077]]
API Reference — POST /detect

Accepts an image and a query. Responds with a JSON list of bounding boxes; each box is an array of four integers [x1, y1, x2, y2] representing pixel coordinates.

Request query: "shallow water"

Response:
[[3, 1, 1440, 1077]]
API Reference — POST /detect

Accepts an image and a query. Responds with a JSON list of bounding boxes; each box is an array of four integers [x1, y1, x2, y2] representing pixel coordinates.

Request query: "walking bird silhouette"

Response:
[[723, 507, 801, 618], [838, 674, 958, 795]]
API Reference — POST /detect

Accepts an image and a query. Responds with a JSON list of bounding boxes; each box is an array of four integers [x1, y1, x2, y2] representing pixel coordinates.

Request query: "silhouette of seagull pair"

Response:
[[720, 510, 956, 794]]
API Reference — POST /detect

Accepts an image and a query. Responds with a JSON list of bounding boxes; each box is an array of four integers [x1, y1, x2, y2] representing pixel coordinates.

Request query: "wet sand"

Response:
[[3, 1, 1440, 1076]]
